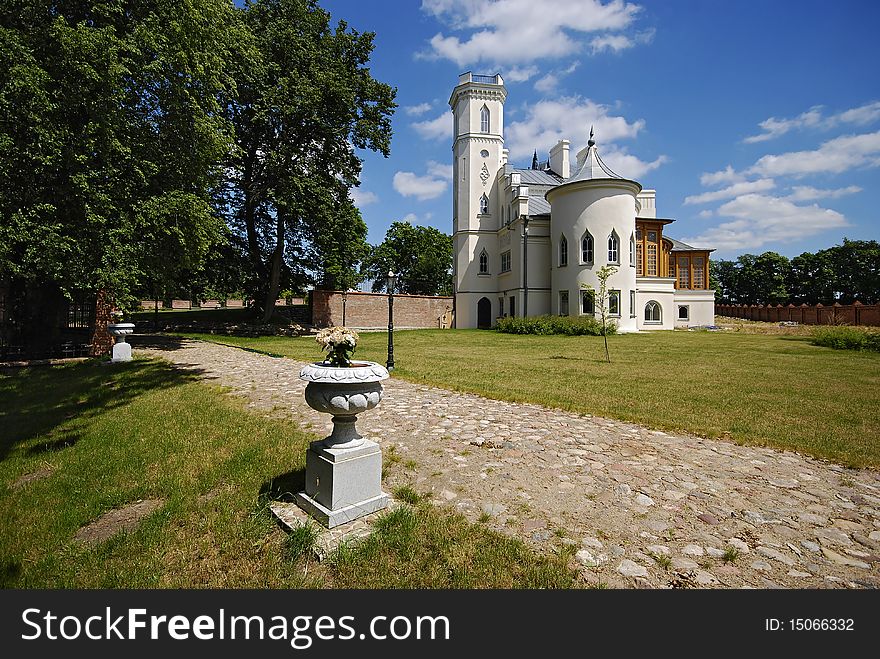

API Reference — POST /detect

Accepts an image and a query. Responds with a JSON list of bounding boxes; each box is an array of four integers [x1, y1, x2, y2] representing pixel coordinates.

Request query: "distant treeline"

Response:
[[710, 238, 879, 305]]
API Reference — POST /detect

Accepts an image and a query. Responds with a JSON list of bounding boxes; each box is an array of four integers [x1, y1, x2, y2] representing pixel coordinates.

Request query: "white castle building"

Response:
[[450, 72, 715, 330]]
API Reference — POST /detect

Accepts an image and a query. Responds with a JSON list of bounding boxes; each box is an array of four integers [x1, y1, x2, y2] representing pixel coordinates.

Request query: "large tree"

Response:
[[223, 0, 395, 320], [0, 0, 243, 314], [363, 221, 453, 295]]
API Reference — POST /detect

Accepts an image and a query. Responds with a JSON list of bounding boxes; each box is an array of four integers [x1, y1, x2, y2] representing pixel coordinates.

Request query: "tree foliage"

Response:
[[222, 0, 395, 319], [363, 221, 453, 296], [711, 239, 880, 305], [0, 0, 243, 311]]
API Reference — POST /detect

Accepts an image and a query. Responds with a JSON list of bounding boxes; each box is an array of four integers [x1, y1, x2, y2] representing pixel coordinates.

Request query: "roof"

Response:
[[568, 143, 624, 182], [506, 166, 564, 186], [527, 195, 551, 216], [667, 237, 714, 253]]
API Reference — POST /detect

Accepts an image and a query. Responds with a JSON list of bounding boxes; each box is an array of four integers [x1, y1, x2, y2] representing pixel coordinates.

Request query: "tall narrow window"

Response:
[[480, 105, 490, 133], [559, 290, 569, 316], [501, 250, 511, 273], [608, 232, 619, 264], [608, 290, 620, 316], [668, 252, 676, 277], [479, 249, 489, 274], [693, 256, 705, 289], [479, 194, 489, 215], [630, 233, 636, 267], [509, 295, 515, 317], [677, 256, 690, 288], [581, 290, 594, 315], [581, 232, 594, 264], [630, 290, 636, 318], [645, 300, 662, 323], [636, 228, 643, 275], [559, 235, 568, 267], [644, 230, 657, 276]]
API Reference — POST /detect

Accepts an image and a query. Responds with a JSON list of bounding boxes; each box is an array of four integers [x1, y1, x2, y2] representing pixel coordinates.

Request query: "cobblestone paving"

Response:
[[138, 337, 880, 589]]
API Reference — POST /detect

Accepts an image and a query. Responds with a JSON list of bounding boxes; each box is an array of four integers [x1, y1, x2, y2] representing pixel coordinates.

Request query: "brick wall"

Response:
[[312, 290, 454, 329], [716, 302, 880, 326]]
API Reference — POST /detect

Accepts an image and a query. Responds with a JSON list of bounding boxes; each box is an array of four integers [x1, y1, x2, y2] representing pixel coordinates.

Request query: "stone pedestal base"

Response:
[[111, 342, 132, 362], [295, 439, 389, 528]]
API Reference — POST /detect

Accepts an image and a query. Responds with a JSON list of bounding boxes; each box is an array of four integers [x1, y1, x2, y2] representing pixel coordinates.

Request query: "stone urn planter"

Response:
[[294, 360, 390, 527], [107, 322, 135, 362]]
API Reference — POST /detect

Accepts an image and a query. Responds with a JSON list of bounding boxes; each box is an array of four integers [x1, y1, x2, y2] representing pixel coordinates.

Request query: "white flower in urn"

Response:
[[315, 326, 359, 367]]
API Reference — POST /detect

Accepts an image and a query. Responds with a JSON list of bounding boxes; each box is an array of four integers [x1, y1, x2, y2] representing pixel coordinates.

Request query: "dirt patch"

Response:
[[11, 466, 54, 489], [74, 499, 165, 545]]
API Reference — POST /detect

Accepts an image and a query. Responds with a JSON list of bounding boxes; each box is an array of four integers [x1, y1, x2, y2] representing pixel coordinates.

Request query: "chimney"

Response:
[[549, 139, 570, 178]]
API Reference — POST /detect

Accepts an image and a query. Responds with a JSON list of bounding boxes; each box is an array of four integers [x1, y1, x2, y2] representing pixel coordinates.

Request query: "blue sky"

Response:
[[315, 0, 880, 259]]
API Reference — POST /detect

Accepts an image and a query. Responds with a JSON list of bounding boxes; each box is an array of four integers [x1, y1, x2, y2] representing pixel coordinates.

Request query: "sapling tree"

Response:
[[580, 265, 617, 363]]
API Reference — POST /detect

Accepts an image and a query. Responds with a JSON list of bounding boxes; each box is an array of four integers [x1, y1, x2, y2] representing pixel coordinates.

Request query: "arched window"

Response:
[[581, 231, 594, 264], [479, 249, 489, 274], [645, 300, 662, 323], [559, 235, 568, 267], [608, 231, 619, 264], [630, 233, 636, 267], [480, 105, 490, 133], [479, 194, 489, 215]]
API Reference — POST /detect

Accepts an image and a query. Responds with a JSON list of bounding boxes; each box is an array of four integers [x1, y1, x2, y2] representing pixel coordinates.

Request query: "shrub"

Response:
[[495, 315, 617, 336], [810, 326, 880, 352]]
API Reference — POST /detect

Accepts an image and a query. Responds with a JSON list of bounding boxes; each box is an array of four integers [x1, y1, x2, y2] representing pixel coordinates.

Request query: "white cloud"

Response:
[[412, 111, 451, 141], [699, 165, 744, 187], [743, 101, 880, 143], [744, 106, 823, 144], [419, 0, 645, 66], [505, 95, 644, 160], [393, 170, 448, 201], [401, 212, 435, 225], [404, 102, 433, 116], [683, 193, 849, 251], [533, 62, 579, 93], [683, 178, 776, 205], [698, 209, 714, 218], [599, 146, 668, 180], [834, 100, 880, 126], [349, 188, 378, 207], [590, 34, 633, 53], [504, 65, 539, 82], [427, 160, 453, 180], [748, 130, 880, 178], [785, 185, 862, 202]]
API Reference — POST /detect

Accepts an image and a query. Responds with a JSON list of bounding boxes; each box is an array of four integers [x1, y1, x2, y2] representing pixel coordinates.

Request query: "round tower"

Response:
[[448, 72, 506, 328], [545, 131, 640, 333]]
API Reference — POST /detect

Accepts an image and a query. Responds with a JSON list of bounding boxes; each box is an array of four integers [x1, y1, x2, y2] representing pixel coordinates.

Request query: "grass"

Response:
[[180, 328, 880, 468], [0, 358, 579, 588], [810, 325, 880, 352]]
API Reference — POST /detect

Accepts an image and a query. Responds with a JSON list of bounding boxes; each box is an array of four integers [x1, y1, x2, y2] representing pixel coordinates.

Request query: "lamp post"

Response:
[[386, 270, 397, 371], [522, 215, 529, 318]]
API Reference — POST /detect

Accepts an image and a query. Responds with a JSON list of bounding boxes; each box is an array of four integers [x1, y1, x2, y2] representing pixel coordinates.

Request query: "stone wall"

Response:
[[716, 303, 880, 326], [312, 290, 454, 329]]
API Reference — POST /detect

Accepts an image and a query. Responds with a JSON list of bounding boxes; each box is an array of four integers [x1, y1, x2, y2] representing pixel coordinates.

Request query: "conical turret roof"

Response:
[[567, 126, 625, 182]]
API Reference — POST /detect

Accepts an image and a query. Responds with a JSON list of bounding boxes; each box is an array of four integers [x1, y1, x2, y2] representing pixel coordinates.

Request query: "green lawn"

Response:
[[181, 329, 880, 468], [0, 359, 577, 588]]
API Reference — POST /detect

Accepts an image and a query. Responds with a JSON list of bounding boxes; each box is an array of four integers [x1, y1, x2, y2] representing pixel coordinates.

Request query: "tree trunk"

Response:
[[262, 213, 285, 323]]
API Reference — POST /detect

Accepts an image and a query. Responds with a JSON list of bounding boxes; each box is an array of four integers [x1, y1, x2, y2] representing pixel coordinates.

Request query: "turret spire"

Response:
[[531, 150, 538, 170], [588, 125, 595, 147]]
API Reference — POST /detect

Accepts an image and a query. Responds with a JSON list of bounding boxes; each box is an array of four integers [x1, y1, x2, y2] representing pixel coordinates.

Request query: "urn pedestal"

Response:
[[107, 323, 135, 362], [295, 361, 390, 527]]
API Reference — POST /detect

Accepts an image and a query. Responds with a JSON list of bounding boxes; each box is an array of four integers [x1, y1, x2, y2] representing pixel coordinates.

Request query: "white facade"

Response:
[[450, 72, 714, 330]]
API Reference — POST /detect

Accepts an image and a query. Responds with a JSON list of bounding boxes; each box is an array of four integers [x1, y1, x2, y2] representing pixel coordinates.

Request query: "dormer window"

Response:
[[480, 105, 490, 133], [479, 194, 489, 215], [581, 231, 594, 264]]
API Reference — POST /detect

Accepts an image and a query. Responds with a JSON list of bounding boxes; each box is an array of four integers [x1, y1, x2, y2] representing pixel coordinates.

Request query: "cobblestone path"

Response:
[[138, 336, 880, 589]]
